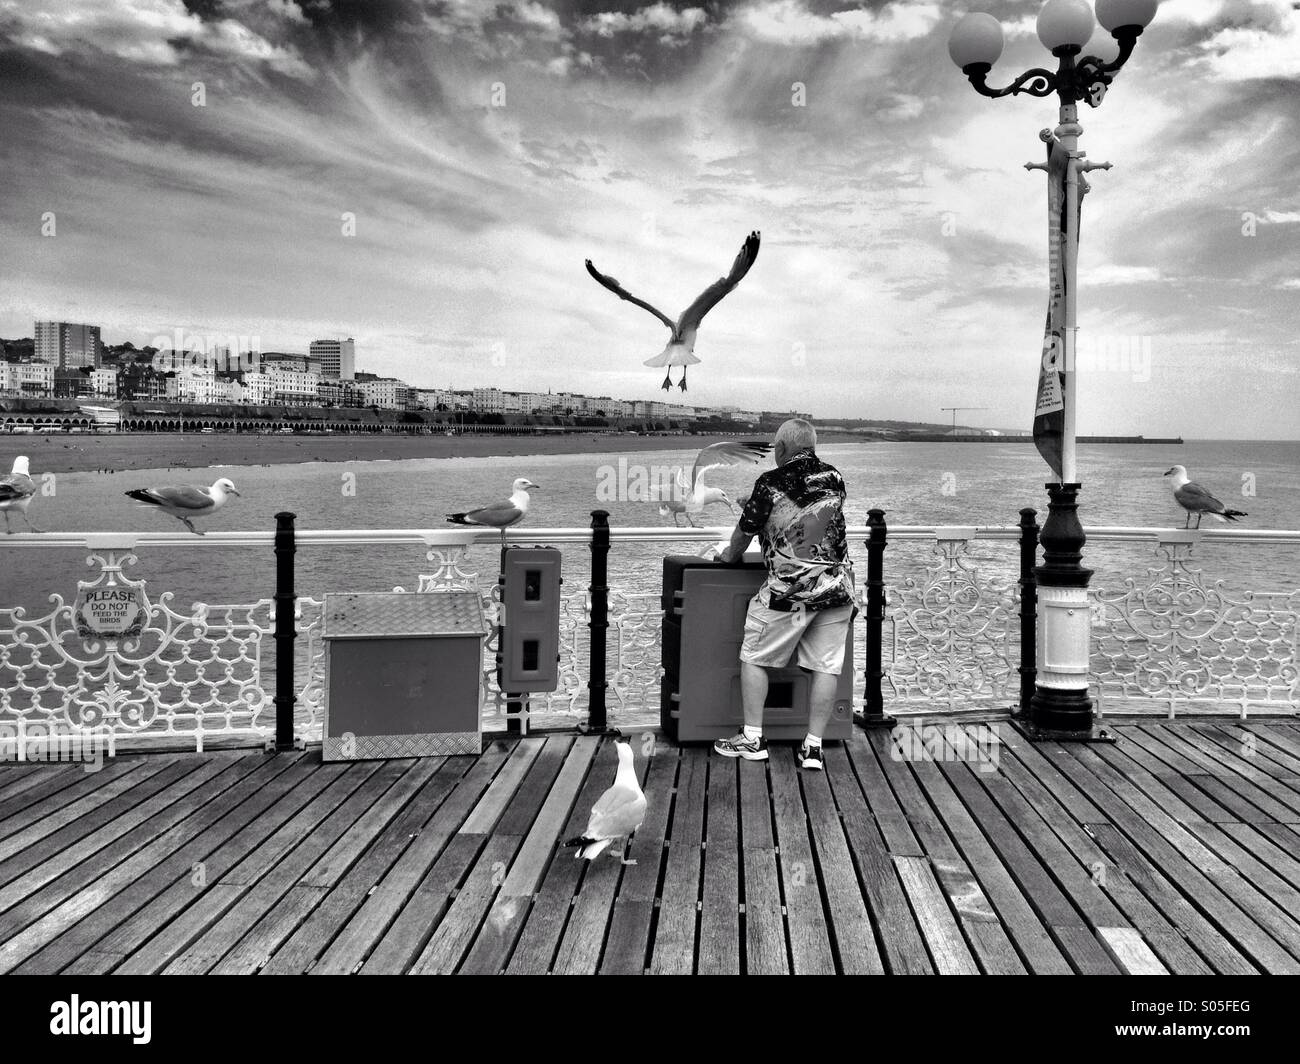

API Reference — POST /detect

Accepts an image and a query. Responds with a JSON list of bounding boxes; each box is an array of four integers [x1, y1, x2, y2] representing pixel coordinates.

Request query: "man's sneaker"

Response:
[[798, 743, 825, 771], [713, 732, 769, 761]]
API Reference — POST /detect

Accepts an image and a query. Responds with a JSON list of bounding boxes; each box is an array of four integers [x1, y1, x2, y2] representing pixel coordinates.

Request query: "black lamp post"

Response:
[[948, 0, 1157, 738]]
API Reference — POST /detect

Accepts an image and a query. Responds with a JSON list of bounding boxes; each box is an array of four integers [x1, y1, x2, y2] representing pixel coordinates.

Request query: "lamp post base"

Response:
[[1015, 717, 1117, 744], [1030, 482, 1095, 738]]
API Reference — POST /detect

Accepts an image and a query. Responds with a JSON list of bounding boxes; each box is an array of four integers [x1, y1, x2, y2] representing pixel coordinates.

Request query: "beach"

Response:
[[2, 430, 859, 475]]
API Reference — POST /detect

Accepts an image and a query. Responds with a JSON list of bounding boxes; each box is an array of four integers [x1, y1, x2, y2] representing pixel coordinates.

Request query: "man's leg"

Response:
[[806, 669, 838, 740], [740, 662, 769, 730]]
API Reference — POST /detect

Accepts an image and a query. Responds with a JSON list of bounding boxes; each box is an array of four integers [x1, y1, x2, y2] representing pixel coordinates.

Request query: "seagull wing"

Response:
[[583, 780, 647, 841], [1175, 481, 1226, 513], [676, 230, 761, 331], [691, 439, 772, 491], [0, 474, 34, 501], [126, 485, 214, 509], [585, 260, 677, 332]]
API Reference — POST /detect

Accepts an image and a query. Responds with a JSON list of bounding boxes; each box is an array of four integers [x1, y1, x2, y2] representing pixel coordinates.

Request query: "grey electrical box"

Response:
[[499, 547, 561, 692], [322, 591, 485, 760], [660, 557, 855, 742]]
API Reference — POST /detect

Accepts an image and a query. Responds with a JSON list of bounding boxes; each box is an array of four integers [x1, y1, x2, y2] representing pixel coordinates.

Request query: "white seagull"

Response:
[[565, 741, 647, 864], [0, 456, 42, 534], [446, 477, 539, 545], [125, 477, 241, 534], [655, 440, 772, 526], [1164, 465, 1247, 528], [585, 230, 761, 392]]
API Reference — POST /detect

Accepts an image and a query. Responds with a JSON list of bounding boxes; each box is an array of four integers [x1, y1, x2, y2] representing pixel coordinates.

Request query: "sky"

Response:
[[0, 0, 1296, 437]]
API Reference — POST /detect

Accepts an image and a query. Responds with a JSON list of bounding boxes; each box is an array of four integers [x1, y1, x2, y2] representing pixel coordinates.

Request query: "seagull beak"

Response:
[[227, 488, 241, 496]]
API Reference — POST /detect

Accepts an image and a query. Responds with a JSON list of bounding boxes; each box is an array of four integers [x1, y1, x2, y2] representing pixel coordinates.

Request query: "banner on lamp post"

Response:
[[1033, 135, 1071, 482]]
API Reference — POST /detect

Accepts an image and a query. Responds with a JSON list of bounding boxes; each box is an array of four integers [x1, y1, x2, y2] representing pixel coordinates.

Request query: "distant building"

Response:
[[167, 366, 219, 404], [238, 373, 276, 405], [310, 338, 355, 380], [54, 368, 94, 399], [35, 321, 101, 369], [0, 361, 55, 395], [317, 378, 365, 407], [472, 386, 504, 414], [360, 377, 409, 410], [266, 365, 320, 405], [91, 368, 118, 397], [261, 352, 322, 375]]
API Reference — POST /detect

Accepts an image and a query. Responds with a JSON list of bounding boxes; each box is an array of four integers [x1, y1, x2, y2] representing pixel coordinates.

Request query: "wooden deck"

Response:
[[2, 721, 1299, 974]]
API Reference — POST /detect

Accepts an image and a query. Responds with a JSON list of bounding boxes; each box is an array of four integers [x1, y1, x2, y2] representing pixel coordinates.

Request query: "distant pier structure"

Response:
[[889, 434, 1184, 444]]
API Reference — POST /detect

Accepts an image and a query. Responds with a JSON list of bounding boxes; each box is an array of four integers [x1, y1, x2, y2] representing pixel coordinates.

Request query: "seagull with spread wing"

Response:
[[446, 477, 539, 546], [124, 477, 240, 534], [655, 439, 772, 526], [564, 741, 647, 864], [1164, 465, 1247, 528], [585, 230, 761, 392], [0, 456, 42, 534]]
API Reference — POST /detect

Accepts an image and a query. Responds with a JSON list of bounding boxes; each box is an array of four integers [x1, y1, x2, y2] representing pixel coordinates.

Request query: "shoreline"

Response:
[[2, 431, 866, 475]]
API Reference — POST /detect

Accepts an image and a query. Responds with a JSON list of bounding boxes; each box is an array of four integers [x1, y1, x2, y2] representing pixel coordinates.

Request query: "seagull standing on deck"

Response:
[[446, 478, 538, 545], [655, 440, 772, 526], [585, 231, 761, 392], [565, 741, 647, 864], [0, 456, 41, 533], [125, 477, 240, 534], [1164, 465, 1247, 528]]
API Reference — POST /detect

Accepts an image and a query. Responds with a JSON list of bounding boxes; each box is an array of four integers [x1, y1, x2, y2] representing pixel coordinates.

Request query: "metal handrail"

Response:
[[2, 524, 1296, 549]]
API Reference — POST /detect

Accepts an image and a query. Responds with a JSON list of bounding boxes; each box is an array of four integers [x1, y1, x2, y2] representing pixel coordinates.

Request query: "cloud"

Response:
[[0, 0, 312, 76], [1198, 6, 1300, 80], [739, 0, 943, 45], [581, 4, 708, 40]]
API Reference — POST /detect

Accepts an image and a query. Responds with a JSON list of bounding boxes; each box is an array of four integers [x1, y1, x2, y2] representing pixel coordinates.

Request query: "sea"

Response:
[[2, 439, 1297, 614]]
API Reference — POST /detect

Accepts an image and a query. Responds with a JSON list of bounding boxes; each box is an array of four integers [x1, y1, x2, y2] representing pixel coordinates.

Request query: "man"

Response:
[[712, 419, 857, 770]]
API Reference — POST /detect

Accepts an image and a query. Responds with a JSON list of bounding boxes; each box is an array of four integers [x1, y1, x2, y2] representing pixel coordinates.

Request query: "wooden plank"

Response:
[[844, 731, 925, 857], [0, 763, 76, 805], [1168, 727, 1300, 820], [1, 753, 294, 973], [315, 744, 513, 974], [257, 757, 456, 974], [1098, 926, 1169, 975], [0, 757, 211, 907], [210, 759, 440, 974], [648, 746, 706, 975], [102, 760, 351, 975], [993, 738, 1214, 975], [551, 742, 654, 975], [801, 760, 884, 974], [162, 760, 400, 974], [459, 738, 544, 834], [0, 757, 249, 946], [768, 749, 835, 974], [506, 738, 635, 975], [896, 742, 1072, 974], [697, 755, 740, 975], [409, 739, 577, 975], [1042, 742, 1300, 974], [739, 747, 789, 975], [598, 745, 676, 975], [1198, 725, 1300, 788], [893, 856, 979, 975], [0, 756, 153, 836]]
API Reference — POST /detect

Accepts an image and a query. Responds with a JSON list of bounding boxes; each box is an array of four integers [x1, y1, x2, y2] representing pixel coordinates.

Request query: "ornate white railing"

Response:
[[0, 523, 1296, 752]]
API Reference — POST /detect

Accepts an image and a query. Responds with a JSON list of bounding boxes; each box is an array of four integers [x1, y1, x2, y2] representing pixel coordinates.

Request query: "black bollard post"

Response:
[[498, 542, 526, 735], [273, 511, 297, 752], [859, 508, 892, 727], [1016, 507, 1039, 717], [585, 510, 610, 734]]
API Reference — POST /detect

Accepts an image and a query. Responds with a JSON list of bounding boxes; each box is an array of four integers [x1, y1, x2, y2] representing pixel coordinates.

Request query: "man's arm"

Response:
[[717, 524, 754, 564]]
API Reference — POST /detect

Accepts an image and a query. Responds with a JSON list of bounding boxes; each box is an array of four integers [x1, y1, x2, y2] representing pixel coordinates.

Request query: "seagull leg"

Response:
[[620, 833, 638, 865], [679, 367, 687, 392], [22, 513, 44, 534], [2, 512, 11, 534], [661, 372, 672, 391], [179, 516, 202, 535]]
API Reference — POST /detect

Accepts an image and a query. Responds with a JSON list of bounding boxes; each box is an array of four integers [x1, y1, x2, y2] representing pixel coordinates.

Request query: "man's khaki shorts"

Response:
[[739, 595, 854, 675]]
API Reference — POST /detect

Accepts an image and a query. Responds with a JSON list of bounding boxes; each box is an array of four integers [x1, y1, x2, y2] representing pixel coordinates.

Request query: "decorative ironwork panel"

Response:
[[884, 538, 1020, 711], [0, 551, 274, 752], [1091, 538, 1300, 717]]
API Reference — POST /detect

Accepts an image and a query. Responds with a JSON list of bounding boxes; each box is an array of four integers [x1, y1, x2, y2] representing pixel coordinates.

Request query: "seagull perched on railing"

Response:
[[654, 440, 772, 526], [565, 741, 646, 864], [585, 230, 761, 392], [447, 477, 538, 546], [125, 477, 240, 534], [0, 456, 41, 534], [1164, 465, 1247, 528]]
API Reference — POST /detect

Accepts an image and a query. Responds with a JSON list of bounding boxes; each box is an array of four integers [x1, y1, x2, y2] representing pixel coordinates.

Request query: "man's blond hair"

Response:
[[775, 418, 816, 456]]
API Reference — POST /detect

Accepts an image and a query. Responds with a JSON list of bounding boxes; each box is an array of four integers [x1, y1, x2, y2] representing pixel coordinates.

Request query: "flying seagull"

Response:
[[0, 456, 41, 534], [565, 741, 647, 864], [655, 440, 772, 526], [585, 230, 761, 392], [447, 477, 539, 546], [125, 477, 240, 534], [1164, 465, 1247, 528]]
